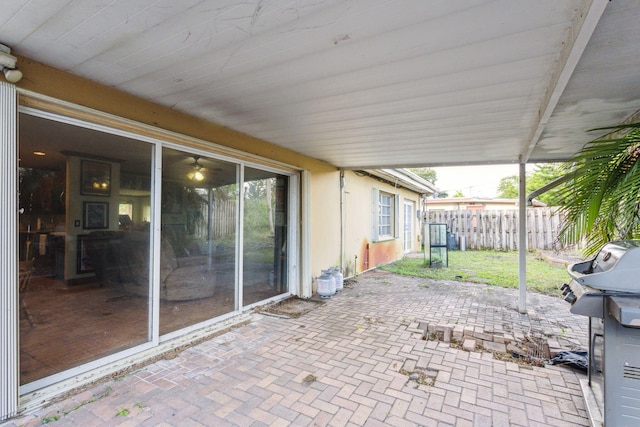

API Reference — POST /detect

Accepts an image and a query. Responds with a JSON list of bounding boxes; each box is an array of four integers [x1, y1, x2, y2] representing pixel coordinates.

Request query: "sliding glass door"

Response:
[[18, 113, 153, 385], [17, 109, 295, 389], [243, 167, 289, 306], [159, 148, 238, 335]]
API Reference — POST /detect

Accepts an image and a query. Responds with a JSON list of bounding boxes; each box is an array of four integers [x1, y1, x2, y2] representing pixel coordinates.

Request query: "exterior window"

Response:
[[372, 188, 398, 241], [379, 192, 392, 236]]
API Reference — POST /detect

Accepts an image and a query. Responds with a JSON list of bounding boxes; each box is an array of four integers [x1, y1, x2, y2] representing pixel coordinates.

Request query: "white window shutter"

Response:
[[372, 187, 379, 242], [394, 194, 400, 238]]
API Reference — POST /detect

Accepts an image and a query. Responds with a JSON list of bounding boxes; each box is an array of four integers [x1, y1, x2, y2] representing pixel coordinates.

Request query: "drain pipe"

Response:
[[339, 170, 345, 273], [354, 255, 358, 276]]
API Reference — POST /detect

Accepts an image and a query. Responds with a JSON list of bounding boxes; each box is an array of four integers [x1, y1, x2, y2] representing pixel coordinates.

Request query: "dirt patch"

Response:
[[435, 331, 550, 368], [256, 297, 325, 318], [302, 374, 317, 384], [400, 368, 436, 387], [536, 249, 584, 267]]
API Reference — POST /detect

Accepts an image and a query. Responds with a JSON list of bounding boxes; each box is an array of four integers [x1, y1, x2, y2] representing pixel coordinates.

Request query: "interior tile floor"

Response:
[[20, 274, 277, 385]]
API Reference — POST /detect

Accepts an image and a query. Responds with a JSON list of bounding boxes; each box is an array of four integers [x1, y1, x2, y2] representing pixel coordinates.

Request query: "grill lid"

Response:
[[568, 240, 640, 292]]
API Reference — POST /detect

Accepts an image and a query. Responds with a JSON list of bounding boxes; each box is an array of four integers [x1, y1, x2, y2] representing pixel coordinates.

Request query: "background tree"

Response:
[[409, 167, 437, 184], [496, 175, 518, 198], [551, 123, 640, 255], [496, 164, 565, 203], [410, 167, 448, 197], [526, 163, 565, 204], [243, 178, 275, 243]]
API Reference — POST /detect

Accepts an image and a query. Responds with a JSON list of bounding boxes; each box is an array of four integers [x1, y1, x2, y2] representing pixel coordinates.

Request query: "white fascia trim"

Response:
[[369, 169, 436, 194]]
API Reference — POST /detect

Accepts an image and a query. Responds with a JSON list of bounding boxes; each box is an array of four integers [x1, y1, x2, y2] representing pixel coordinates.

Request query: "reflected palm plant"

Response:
[[553, 123, 640, 256]]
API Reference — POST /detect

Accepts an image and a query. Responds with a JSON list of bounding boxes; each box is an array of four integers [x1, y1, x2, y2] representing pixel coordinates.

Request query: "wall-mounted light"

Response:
[[0, 43, 22, 83], [92, 179, 109, 190]]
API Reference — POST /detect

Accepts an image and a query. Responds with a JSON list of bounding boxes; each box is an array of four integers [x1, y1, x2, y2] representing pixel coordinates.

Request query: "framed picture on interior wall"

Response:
[[83, 201, 109, 229], [80, 160, 111, 196]]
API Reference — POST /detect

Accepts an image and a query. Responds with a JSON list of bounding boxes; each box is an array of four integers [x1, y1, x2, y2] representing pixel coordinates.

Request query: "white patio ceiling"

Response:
[[2, 0, 640, 169]]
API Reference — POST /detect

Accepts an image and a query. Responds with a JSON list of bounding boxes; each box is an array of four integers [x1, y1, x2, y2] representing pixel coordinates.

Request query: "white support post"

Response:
[[0, 81, 18, 421], [518, 162, 527, 314], [300, 171, 312, 298]]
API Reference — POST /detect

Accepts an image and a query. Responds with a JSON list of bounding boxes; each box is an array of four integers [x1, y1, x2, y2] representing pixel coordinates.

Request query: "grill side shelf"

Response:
[[608, 296, 640, 328]]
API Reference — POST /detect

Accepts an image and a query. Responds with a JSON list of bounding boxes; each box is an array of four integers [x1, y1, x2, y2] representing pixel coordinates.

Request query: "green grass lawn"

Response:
[[379, 250, 571, 296]]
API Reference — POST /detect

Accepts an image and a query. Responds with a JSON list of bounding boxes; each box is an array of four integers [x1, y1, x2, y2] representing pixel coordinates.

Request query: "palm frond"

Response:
[[552, 123, 640, 256]]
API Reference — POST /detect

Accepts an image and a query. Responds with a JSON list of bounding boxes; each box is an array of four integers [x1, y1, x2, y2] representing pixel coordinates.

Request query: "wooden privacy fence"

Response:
[[211, 199, 236, 238], [427, 208, 566, 251], [192, 198, 237, 239]]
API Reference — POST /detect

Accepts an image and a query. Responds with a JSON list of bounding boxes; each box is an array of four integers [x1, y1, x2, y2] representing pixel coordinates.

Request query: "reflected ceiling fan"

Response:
[[187, 156, 206, 181]]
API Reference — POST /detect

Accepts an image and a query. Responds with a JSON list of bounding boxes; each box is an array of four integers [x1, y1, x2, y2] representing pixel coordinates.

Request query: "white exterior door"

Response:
[[403, 200, 414, 253]]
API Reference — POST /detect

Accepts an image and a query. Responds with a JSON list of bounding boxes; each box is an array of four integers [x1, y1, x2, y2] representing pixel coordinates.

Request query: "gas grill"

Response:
[[561, 240, 640, 427]]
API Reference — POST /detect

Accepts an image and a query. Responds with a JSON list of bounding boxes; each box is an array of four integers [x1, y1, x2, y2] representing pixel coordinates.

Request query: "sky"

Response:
[[431, 164, 526, 198]]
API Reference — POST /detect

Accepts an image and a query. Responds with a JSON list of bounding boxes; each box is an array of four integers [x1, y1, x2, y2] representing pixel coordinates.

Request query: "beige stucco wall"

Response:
[[341, 171, 421, 277], [309, 170, 341, 283]]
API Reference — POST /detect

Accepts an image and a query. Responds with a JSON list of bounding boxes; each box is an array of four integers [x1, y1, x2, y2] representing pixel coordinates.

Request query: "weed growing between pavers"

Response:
[[41, 414, 59, 424], [41, 386, 112, 424], [400, 368, 436, 388], [398, 358, 438, 390], [354, 315, 384, 331]]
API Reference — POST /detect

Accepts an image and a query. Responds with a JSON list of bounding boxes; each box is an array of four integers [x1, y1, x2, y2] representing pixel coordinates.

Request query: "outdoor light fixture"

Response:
[[187, 156, 205, 181], [0, 44, 22, 84]]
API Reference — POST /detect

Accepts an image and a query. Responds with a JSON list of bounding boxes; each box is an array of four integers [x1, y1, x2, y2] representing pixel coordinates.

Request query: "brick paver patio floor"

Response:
[[5, 269, 589, 426]]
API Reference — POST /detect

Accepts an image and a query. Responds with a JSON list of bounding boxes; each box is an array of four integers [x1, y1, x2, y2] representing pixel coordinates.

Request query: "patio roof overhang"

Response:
[[2, 0, 640, 170], [3, 1, 640, 316]]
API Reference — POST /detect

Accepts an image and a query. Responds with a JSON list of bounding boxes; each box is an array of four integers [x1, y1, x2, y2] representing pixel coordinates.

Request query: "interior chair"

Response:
[[19, 258, 36, 327]]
